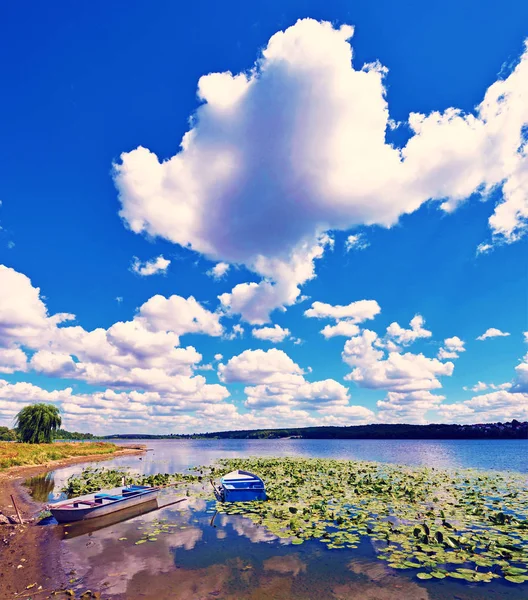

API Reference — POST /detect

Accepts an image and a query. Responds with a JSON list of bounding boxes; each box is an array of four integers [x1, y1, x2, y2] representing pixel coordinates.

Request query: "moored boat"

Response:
[[213, 470, 267, 503], [49, 484, 159, 523]]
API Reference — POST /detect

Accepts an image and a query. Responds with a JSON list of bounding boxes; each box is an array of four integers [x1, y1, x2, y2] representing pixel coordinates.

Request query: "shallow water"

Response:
[[31, 439, 528, 599]]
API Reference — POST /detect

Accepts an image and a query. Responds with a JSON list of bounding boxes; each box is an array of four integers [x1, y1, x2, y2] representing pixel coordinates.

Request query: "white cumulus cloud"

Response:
[[305, 299, 381, 322], [114, 19, 528, 324], [386, 315, 432, 346], [476, 328, 511, 341], [207, 262, 230, 279], [131, 255, 171, 276], [252, 324, 290, 343], [438, 336, 466, 360], [345, 233, 369, 252]]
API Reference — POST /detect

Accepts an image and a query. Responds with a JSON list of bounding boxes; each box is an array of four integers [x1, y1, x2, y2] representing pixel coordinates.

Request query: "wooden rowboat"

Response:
[[48, 484, 159, 523]]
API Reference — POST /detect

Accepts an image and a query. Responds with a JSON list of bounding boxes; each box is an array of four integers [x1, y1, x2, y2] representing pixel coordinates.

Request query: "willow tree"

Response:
[[15, 404, 62, 444]]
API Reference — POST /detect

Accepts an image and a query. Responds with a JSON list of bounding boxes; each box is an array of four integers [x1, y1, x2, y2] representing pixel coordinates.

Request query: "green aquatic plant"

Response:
[[199, 457, 528, 585], [62, 467, 200, 496]]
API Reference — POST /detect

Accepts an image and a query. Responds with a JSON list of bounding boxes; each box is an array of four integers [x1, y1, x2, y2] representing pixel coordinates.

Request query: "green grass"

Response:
[[0, 441, 119, 471]]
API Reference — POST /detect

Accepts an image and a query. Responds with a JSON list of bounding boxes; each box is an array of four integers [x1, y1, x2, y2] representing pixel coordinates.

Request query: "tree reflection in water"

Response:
[[25, 472, 55, 502]]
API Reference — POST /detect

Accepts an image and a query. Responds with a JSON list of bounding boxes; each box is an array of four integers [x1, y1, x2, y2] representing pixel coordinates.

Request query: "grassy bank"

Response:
[[0, 441, 119, 470]]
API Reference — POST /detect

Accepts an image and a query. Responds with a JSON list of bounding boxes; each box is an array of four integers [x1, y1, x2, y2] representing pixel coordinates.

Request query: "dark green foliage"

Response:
[[52, 428, 95, 440], [15, 403, 62, 444], [106, 420, 528, 440], [0, 426, 17, 441]]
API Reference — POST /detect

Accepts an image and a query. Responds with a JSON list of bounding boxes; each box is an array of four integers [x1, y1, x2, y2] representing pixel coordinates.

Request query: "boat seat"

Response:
[[73, 500, 98, 507], [94, 494, 122, 501]]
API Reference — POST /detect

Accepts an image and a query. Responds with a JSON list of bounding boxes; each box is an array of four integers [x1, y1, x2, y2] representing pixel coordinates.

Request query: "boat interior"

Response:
[[59, 485, 152, 509]]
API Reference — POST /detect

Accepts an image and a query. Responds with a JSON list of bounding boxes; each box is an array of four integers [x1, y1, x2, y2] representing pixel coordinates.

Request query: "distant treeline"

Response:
[[53, 428, 96, 440], [106, 420, 528, 440], [0, 426, 96, 442]]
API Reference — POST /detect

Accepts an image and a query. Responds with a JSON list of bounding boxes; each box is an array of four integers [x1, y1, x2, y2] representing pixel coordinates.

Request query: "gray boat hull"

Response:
[[50, 488, 159, 523]]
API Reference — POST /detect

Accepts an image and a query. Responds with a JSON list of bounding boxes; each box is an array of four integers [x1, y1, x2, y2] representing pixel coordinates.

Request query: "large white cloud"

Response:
[[0, 265, 74, 348], [343, 330, 454, 392], [377, 390, 446, 424], [439, 390, 528, 423], [0, 264, 226, 401], [341, 328, 456, 423], [219, 347, 371, 420], [115, 19, 528, 323]]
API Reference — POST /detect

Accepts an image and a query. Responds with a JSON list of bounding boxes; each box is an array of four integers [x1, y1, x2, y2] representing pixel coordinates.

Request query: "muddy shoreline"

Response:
[[0, 446, 145, 599]]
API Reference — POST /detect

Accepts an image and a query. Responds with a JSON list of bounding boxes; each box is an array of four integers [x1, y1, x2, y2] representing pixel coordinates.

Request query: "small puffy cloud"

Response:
[[207, 262, 230, 279], [116, 296, 123, 304], [514, 354, 528, 393], [438, 336, 466, 360], [524, 331, 528, 343], [467, 381, 488, 393], [476, 328, 511, 341], [219, 348, 303, 384], [224, 324, 244, 340], [214, 353, 223, 361], [476, 242, 493, 255], [252, 324, 290, 343], [321, 320, 360, 339], [131, 255, 171, 276], [345, 233, 369, 252], [137, 294, 223, 337], [305, 299, 381, 322], [386, 315, 432, 345], [463, 381, 512, 392]]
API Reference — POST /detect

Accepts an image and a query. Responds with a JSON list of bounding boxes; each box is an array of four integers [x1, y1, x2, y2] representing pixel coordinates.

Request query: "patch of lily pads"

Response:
[[132, 517, 184, 545], [199, 457, 528, 585], [62, 467, 200, 496]]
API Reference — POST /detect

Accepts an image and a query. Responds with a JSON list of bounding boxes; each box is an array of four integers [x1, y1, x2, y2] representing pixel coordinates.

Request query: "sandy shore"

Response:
[[0, 446, 146, 599]]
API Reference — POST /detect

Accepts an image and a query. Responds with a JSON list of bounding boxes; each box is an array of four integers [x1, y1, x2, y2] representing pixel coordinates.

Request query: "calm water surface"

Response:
[[32, 439, 528, 599]]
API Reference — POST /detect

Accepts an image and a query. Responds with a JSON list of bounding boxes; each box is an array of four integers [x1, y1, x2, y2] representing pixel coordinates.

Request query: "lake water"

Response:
[[32, 439, 528, 599]]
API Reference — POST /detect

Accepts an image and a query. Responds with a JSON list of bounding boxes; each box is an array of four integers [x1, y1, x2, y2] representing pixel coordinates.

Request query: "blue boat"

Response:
[[213, 470, 267, 503]]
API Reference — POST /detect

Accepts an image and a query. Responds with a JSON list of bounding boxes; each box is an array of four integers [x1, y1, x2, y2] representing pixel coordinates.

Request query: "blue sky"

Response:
[[0, 1, 527, 434]]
